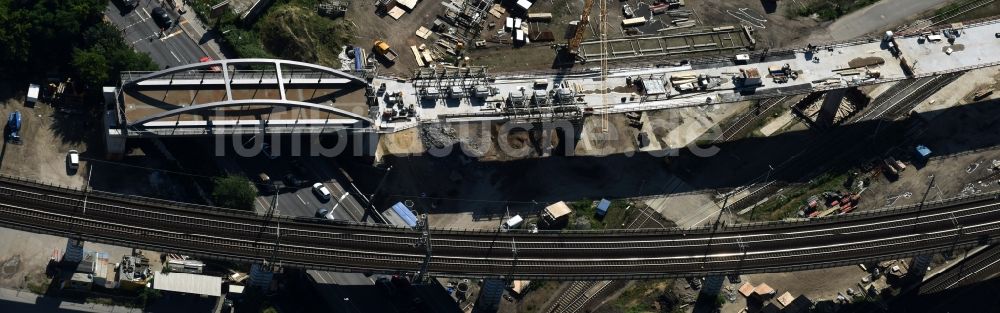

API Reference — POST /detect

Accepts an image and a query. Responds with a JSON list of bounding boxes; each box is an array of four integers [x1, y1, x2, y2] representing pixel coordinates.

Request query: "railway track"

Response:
[[725, 73, 962, 217], [0, 175, 998, 279], [919, 244, 1000, 294], [713, 96, 790, 144], [544, 206, 668, 313]]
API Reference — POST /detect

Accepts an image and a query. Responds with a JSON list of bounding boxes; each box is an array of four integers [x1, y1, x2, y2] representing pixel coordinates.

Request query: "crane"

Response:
[[565, 0, 595, 57], [564, 0, 610, 132], [598, 0, 609, 132]]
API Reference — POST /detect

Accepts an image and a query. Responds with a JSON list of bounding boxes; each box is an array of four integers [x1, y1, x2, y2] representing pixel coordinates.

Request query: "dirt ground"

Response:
[[344, 0, 444, 76], [685, 0, 821, 48], [0, 88, 87, 188], [720, 265, 868, 313], [350, 0, 830, 75]]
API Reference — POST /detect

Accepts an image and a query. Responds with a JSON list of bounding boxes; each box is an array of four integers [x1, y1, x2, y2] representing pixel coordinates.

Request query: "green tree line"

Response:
[[0, 0, 157, 86]]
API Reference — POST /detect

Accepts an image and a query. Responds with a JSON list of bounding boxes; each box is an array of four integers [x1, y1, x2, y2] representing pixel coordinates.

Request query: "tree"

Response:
[[212, 175, 257, 211], [72, 48, 109, 87]]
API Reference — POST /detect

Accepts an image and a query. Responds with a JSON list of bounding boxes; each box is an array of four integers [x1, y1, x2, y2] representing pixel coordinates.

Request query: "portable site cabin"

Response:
[[27, 84, 39, 104], [503, 215, 524, 230], [542, 201, 572, 228], [516, 0, 532, 10], [596, 199, 611, 217]]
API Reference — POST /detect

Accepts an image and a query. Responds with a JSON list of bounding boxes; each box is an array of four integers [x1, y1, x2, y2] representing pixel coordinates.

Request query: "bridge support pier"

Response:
[[691, 275, 726, 312], [472, 279, 505, 313], [909, 254, 933, 278], [102, 86, 126, 160], [249, 263, 277, 290], [63, 238, 85, 263], [700, 275, 725, 297]]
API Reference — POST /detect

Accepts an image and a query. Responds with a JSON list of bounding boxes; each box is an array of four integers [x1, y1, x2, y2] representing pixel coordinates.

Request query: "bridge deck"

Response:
[[374, 19, 1000, 127], [120, 85, 369, 127]]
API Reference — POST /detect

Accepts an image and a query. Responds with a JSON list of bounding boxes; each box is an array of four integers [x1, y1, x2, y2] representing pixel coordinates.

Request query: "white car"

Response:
[[312, 183, 331, 201], [67, 150, 80, 171]]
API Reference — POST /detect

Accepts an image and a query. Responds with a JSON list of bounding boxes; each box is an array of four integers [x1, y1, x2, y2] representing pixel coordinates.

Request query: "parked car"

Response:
[[312, 182, 332, 201], [283, 173, 306, 188], [67, 150, 80, 171], [316, 208, 334, 220], [151, 7, 173, 30], [120, 0, 138, 9], [257, 173, 275, 193]]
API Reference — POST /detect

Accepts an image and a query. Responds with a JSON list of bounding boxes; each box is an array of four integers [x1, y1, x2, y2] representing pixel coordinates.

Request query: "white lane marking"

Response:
[[130, 33, 157, 44], [160, 30, 183, 40], [295, 194, 307, 205], [170, 51, 181, 63], [141, 8, 150, 21]]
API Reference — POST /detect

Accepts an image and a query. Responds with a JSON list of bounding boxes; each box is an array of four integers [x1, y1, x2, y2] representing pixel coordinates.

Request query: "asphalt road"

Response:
[[241, 155, 370, 223], [809, 0, 952, 42], [104, 0, 207, 69]]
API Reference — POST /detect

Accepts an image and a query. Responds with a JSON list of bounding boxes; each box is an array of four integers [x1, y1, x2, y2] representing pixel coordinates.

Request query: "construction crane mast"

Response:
[[566, 0, 595, 56], [598, 0, 609, 132]]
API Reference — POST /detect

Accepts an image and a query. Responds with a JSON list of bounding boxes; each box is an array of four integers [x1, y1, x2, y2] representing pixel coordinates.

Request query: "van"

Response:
[[257, 173, 274, 193]]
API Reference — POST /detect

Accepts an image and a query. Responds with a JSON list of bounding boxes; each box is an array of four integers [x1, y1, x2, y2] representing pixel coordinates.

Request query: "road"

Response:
[[808, 0, 954, 42], [104, 1, 207, 68]]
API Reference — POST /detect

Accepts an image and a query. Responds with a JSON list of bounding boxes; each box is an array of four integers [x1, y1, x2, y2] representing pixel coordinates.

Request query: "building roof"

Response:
[[754, 283, 775, 296], [387, 202, 418, 227], [545, 201, 572, 219], [510, 280, 531, 295], [153, 271, 222, 297], [228, 285, 245, 294], [777, 291, 795, 307], [738, 282, 755, 297], [597, 199, 611, 212]]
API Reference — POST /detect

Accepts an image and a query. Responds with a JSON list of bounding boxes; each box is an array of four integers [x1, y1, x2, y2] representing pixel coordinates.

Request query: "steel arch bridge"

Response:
[[103, 58, 377, 158]]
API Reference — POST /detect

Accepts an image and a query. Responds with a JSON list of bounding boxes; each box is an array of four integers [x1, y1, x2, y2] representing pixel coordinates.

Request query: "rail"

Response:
[[0, 174, 997, 279]]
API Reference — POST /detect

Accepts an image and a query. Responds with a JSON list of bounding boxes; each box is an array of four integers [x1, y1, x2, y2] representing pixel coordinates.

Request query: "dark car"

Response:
[[283, 173, 306, 188], [151, 7, 173, 29]]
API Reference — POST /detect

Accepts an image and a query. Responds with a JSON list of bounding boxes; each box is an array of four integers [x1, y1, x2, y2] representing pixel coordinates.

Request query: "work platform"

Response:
[[372, 18, 1000, 130]]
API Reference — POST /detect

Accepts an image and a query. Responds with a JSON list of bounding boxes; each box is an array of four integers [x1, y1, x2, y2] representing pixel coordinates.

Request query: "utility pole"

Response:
[[414, 193, 432, 283], [268, 183, 281, 264], [81, 166, 94, 215], [749, 164, 774, 221]]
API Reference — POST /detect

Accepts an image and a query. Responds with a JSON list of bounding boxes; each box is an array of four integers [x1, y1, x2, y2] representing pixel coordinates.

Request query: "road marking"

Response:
[[295, 194, 307, 205], [161, 30, 183, 40], [130, 33, 158, 44], [141, 8, 150, 21], [169, 51, 181, 63]]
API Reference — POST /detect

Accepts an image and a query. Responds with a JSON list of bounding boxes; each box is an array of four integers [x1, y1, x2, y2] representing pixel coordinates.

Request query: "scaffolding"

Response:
[[412, 66, 492, 99], [438, 0, 491, 43]]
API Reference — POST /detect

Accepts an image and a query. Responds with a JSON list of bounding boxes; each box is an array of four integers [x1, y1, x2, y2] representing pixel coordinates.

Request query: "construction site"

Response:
[[5, 0, 1000, 312]]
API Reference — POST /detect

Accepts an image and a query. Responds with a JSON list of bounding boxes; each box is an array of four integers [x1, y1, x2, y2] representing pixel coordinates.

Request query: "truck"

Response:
[[373, 40, 398, 62], [5, 111, 21, 144]]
